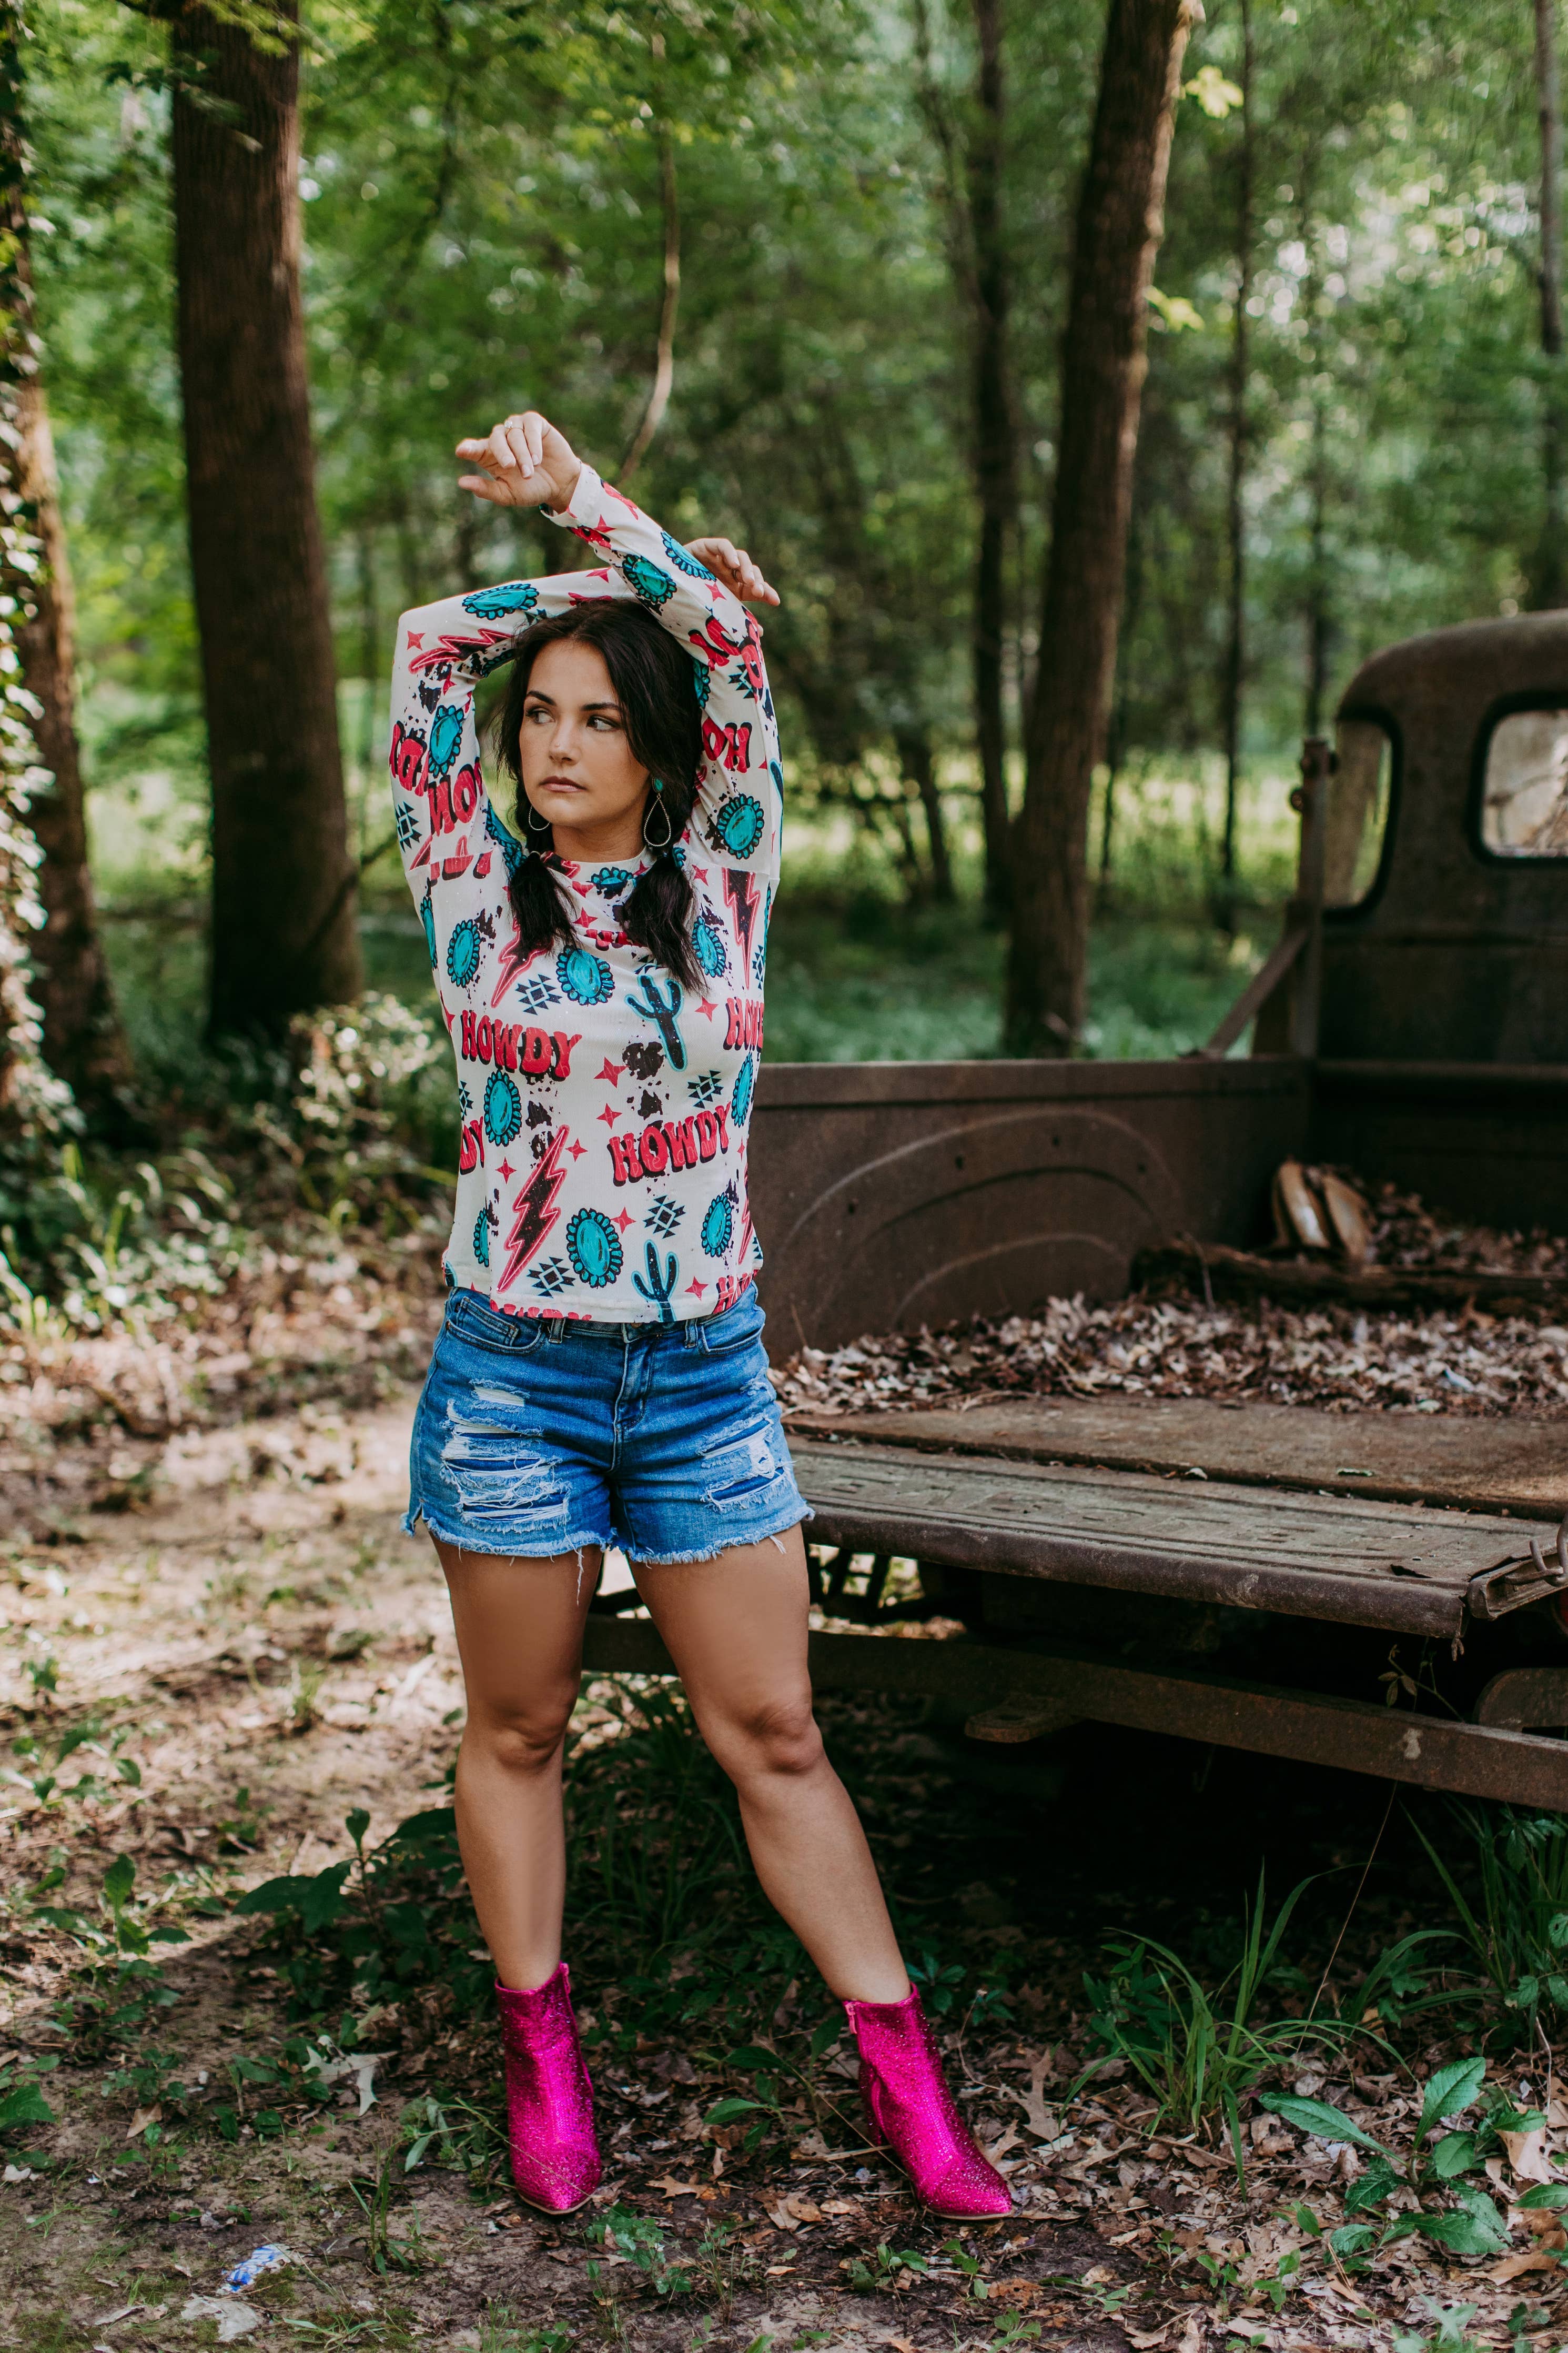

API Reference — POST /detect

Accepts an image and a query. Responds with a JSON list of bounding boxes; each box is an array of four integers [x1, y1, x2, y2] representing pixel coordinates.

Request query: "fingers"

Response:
[[686, 537, 781, 606]]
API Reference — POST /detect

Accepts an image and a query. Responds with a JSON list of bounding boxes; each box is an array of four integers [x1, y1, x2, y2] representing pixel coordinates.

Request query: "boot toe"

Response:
[[924, 2148, 1013, 2220], [511, 2144, 603, 2216]]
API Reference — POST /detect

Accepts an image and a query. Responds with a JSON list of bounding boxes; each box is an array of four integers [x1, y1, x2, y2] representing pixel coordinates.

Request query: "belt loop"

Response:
[[546, 1318, 568, 1346]]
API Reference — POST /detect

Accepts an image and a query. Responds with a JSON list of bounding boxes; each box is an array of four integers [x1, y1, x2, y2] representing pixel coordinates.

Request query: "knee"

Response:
[[710, 1694, 824, 1784], [467, 1692, 575, 1777]]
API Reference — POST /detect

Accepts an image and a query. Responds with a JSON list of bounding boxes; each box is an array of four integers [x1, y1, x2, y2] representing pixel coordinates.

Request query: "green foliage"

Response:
[[1262, 2062, 1542, 2262], [28, 1848, 190, 2057], [842, 2243, 928, 2295], [349, 2149, 430, 2277], [0, 2056, 59, 2134], [585, 2205, 756, 2307], [1077, 1874, 1352, 2174], [1415, 1805, 1568, 2035]]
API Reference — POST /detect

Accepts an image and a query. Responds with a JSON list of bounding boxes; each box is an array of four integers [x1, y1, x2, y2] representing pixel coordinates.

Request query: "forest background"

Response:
[[0, 0, 1562, 1307]]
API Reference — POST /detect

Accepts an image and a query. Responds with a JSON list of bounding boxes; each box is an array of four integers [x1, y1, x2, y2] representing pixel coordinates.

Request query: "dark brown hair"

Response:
[[493, 602, 702, 988]]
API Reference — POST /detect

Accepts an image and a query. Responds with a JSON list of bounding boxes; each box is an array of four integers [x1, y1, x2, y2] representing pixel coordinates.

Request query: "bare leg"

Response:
[[633, 1526, 909, 2004], [435, 1540, 600, 1992]]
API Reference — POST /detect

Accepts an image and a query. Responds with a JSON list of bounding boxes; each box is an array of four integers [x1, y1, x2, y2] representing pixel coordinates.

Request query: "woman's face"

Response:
[[518, 638, 651, 856]]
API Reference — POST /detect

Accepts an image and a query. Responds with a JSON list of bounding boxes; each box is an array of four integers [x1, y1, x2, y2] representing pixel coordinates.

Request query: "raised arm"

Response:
[[456, 410, 784, 877]]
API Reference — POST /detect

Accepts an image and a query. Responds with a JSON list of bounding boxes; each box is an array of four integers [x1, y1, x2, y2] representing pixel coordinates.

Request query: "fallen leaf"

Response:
[[822, 2198, 861, 2216], [883, 2337, 920, 2352], [785, 2195, 824, 2224], [653, 2176, 710, 2199], [984, 2125, 1023, 2164], [1501, 2128, 1555, 2184], [179, 2299, 260, 2344], [92, 2305, 147, 2327], [1176, 2311, 1206, 2353], [764, 2199, 799, 2233], [1013, 2049, 1059, 2141], [302, 2049, 389, 2116], [1492, 2248, 1566, 2284], [1127, 2331, 1172, 2349], [125, 2104, 161, 2140]]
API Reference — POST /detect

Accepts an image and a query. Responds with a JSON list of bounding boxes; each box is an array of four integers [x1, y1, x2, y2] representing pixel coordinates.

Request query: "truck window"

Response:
[[1325, 718, 1391, 904], [1482, 707, 1568, 856]]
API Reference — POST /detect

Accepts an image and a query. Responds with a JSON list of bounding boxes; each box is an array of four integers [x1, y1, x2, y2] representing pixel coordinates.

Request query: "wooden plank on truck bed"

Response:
[[786, 1395, 1568, 1519], [787, 1437, 1543, 1637]]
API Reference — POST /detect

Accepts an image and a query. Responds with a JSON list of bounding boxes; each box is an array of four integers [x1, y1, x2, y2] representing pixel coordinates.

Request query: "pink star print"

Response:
[[567, 1140, 586, 1161], [597, 1105, 620, 1128], [613, 1209, 635, 1233], [443, 1004, 457, 1031], [685, 1279, 709, 1298], [498, 1159, 515, 1182], [406, 631, 424, 648], [692, 866, 710, 883], [697, 999, 718, 1021], [597, 1060, 624, 1085]]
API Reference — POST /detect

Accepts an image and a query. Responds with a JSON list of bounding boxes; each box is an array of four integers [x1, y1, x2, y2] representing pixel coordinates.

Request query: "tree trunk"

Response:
[[1216, 0, 1253, 929], [1299, 173, 1333, 733], [912, 0, 1017, 917], [170, 0, 361, 1038], [0, 0, 69, 1148], [1532, 0, 1568, 609], [968, 0, 1017, 919], [13, 370, 134, 1118], [895, 722, 955, 903], [620, 124, 680, 484], [1004, 0, 1195, 1055]]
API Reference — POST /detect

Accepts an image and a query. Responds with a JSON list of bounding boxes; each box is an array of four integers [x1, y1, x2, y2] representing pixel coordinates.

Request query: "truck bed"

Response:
[[785, 1427, 1551, 1639]]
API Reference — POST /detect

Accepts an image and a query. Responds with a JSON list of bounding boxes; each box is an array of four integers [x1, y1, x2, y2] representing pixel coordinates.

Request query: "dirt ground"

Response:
[[2, 1367, 1565, 2353]]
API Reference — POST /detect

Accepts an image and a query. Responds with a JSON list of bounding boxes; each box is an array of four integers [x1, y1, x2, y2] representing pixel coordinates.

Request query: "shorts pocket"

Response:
[[444, 1291, 551, 1357], [696, 1293, 766, 1357]]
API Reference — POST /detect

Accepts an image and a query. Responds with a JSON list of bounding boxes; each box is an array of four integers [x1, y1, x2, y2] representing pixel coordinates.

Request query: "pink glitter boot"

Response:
[[496, 1965, 602, 2215], [844, 1986, 1011, 2220]]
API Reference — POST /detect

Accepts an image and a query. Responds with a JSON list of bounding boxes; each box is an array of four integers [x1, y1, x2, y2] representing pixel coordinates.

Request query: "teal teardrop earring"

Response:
[[643, 776, 673, 850]]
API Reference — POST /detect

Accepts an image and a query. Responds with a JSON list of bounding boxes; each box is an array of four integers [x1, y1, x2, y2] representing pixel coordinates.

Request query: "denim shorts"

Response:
[[404, 1286, 812, 1564]]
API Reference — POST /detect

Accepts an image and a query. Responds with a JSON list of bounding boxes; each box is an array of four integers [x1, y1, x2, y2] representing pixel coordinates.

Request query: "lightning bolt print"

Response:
[[501, 1128, 570, 1291], [724, 867, 763, 969], [490, 919, 537, 1009]]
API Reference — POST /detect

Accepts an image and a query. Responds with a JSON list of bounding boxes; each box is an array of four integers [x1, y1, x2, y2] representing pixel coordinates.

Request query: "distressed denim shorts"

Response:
[[403, 1285, 812, 1565]]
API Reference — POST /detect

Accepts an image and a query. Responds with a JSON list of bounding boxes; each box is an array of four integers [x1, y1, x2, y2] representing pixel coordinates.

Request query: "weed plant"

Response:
[[1413, 1805, 1568, 2038]]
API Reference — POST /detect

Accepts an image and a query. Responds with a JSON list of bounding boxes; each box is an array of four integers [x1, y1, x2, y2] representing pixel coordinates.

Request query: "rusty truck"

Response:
[[584, 614, 1568, 1811]]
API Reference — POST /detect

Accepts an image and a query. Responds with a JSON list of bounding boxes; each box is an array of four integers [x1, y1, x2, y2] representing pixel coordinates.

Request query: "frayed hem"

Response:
[[403, 1505, 613, 1563], [628, 1503, 815, 1570]]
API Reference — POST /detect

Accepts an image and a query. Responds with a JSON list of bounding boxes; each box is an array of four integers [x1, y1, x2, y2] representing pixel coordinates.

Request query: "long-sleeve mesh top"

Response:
[[389, 463, 780, 1324]]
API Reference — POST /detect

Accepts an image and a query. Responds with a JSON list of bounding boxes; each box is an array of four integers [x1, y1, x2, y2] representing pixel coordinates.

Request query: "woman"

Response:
[[391, 408, 1008, 2224]]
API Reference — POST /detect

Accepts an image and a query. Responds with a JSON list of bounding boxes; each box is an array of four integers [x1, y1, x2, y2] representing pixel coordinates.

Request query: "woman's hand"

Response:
[[686, 537, 781, 607], [457, 411, 582, 512]]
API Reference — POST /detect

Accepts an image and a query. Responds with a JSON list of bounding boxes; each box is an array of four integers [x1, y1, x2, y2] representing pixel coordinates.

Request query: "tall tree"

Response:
[[1216, 0, 1252, 926], [1531, 0, 1567, 608], [914, 0, 1018, 916], [168, 0, 361, 1036], [0, 0, 70, 1152], [1005, 0, 1196, 1054], [13, 368, 134, 1117]]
